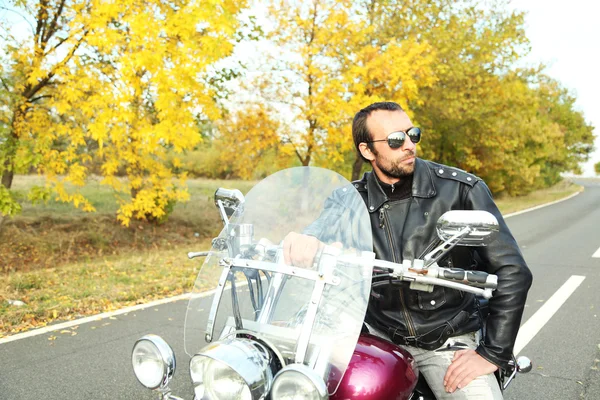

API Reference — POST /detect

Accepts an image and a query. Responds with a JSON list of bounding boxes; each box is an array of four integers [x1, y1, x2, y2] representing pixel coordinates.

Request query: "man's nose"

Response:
[[402, 136, 417, 151]]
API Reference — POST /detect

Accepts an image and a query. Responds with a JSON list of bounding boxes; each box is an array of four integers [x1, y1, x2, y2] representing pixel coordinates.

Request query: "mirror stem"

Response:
[[217, 200, 230, 228], [423, 227, 471, 268]]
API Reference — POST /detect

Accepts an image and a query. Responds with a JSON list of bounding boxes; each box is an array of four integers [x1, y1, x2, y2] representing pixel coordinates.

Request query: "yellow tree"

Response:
[[389, 1, 594, 194], [213, 104, 294, 180], [0, 0, 245, 225], [1, 0, 98, 218], [250, 0, 435, 178]]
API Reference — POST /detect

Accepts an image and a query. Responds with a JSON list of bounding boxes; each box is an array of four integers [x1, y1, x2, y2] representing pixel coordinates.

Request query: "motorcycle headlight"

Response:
[[271, 364, 327, 400], [131, 334, 176, 390], [190, 338, 274, 400]]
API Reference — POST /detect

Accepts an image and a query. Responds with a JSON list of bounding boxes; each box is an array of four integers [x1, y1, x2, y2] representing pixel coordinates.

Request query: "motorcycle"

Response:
[[130, 167, 531, 399]]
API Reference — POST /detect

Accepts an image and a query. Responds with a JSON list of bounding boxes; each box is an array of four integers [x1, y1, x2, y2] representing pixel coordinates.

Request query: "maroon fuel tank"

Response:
[[330, 333, 419, 400]]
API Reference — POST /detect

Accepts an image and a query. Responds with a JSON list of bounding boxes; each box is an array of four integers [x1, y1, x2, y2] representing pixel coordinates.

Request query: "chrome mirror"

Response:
[[436, 210, 499, 246], [215, 188, 245, 217], [516, 356, 532, 373], [214, 188, 245, 226]]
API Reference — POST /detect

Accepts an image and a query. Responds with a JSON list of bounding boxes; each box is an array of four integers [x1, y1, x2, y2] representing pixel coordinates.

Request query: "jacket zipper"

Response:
[[380, 206, 417, 338]]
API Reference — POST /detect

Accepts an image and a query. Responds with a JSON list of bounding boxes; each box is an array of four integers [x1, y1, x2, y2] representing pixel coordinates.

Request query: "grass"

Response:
[[0, 243, 209, 335], [494, 180, 583, 215], [0, 175, 584, 337], [11, 175, 257, 216], [2, 176, 256, 273]]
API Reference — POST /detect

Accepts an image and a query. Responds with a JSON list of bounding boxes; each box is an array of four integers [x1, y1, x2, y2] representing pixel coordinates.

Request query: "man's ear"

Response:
[[358, 143, 375, 162]]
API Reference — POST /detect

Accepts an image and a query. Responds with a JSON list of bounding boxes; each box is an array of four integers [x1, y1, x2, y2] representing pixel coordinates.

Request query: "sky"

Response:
[[509, 0, 600, 176]]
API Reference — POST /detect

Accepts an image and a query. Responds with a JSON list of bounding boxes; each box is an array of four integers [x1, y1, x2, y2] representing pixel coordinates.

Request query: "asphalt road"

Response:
[[1, 179, 599, 399]]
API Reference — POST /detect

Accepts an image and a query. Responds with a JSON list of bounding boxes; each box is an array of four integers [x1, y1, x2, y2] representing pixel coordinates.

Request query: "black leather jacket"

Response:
[[305, 158, 532, 370], [353, 158, 532, 370]]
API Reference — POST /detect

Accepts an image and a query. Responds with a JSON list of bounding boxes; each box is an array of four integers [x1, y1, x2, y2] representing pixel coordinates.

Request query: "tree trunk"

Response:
[[1, 169, 14, 189], [351, 153, 364, 181], [1, 112, 22, 190]]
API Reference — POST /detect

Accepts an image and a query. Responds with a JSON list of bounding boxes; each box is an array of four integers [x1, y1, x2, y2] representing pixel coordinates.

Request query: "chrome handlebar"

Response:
[[189, 242, 498, 298]]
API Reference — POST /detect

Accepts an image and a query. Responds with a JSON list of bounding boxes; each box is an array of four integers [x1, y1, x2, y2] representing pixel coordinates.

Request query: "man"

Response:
[[283, 101, 532, 399]]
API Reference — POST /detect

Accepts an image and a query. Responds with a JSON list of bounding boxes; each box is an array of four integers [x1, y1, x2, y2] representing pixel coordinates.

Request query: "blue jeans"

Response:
[[366, 325, 503, 399], [405, 332, 503, 400]]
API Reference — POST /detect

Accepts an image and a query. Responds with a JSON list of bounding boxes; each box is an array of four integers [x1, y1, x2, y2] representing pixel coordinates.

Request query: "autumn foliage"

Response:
[[1, 0, 245, 225], [0, 0, 596, 225]]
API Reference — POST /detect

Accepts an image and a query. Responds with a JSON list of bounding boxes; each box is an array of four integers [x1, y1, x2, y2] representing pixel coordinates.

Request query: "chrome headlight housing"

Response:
[[190, 338, 274, 400], [131, 334, 176, 390], [271, 364, 327, 400]]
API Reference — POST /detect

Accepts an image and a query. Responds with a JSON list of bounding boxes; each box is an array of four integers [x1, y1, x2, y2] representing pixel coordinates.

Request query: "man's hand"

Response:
[[443, 349, 498, 393], [282, 232, 323, 268]]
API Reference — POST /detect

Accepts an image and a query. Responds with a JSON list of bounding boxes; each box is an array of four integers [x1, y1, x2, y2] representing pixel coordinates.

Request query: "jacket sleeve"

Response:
[[464, 180, 533, 370]]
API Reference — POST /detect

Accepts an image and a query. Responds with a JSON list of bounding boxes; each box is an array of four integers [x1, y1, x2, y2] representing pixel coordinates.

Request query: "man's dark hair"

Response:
[[352, 102, 404, 162]]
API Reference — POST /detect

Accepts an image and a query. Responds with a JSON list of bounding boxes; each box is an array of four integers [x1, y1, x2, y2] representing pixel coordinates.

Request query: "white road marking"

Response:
[[592, 246, 600, 258], [514, 275, 586, 355], [504, 191, 581, 218], [0, 283, 239, 345]]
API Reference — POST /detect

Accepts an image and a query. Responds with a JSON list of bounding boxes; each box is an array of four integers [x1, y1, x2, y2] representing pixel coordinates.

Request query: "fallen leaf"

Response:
[[60, 330, 71, 334], [48, 336, 56, 341]]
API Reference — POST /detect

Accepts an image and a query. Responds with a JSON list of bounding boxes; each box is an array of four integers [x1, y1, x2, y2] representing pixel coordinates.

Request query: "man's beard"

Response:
[[374, 150, 416, 179]]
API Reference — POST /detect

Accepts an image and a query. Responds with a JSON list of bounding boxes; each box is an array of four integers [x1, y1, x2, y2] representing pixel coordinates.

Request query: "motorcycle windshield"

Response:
[[184, 167, 373, 394]]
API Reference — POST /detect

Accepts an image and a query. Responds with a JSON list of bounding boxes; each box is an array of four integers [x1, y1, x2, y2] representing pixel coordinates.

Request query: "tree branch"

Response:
[[44, 0, 66, 44], [24, 29, 89, 99], [35, 0, 49, 44], [45, 34, 71, 56], [30, 94, 52, 103], [0, 76, 11, 92]]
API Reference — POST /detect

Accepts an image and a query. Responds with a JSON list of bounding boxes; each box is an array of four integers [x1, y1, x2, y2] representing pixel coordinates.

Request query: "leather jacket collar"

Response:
[[366, 158, 436, 213]]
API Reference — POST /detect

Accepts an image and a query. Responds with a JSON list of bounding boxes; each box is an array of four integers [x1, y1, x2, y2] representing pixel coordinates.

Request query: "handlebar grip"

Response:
[[440, 268, 497, 289]]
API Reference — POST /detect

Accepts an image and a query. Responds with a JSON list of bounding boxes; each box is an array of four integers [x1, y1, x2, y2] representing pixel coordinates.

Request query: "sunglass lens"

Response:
[[387, 132, 405, 149], [407, 127, 421, 143]]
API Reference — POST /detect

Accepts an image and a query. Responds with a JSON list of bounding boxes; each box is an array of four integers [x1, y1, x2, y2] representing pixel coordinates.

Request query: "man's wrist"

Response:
[[475, 344, 505, 371]]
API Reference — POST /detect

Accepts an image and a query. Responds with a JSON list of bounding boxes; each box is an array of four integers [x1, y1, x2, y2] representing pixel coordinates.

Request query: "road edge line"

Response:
[[504, 191, 581, 218], [514, 275, 586, 355], [0, 292, 195, 345]]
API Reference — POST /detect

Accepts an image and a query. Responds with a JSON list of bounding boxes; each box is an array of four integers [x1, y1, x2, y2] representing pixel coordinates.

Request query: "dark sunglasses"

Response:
[[367, 127, 421, 149]]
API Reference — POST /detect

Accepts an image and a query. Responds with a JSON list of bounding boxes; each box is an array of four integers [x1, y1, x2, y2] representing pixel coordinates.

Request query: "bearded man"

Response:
[[284, 101, 532, 399]]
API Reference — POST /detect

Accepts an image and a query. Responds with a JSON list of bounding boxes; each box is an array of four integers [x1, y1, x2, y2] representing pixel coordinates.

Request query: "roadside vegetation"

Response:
[[1, 0, 595, 338], [0, 175, 583, 337], [494, 180, 583, 215], [0, 176, 255, 336]]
